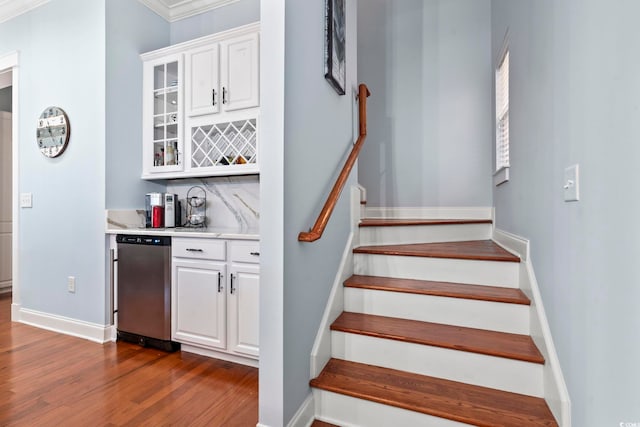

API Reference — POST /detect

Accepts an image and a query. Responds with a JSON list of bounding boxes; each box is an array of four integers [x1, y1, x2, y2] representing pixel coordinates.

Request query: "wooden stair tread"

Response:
[[331, 312, 544, 364], [345, 275, 530, 305], [311, 359, 558, 427], [354, 240, 520, 263], [359, 218, 492, 227], [311, 420, 340, 427]]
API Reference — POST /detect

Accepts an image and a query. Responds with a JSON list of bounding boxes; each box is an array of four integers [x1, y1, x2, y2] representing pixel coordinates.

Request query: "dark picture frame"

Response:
[[324, 0, 346, 95]]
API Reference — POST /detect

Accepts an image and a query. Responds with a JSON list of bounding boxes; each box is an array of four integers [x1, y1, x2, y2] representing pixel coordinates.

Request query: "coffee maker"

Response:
[[145, 193, 164, 228]]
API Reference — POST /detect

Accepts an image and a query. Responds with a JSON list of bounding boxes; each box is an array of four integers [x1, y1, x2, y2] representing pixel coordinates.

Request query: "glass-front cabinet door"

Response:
[[142, 53, 183, 176]]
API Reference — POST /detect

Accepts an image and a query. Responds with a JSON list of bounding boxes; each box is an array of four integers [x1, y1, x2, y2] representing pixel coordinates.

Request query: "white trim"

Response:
[[138, 0, 240, 23], [492, 228, 571, 427], [494, 166, 510, 186], [0, 51, 19, 321], [140, 21, 260, 61], [0, 0, 49, 24], [180, 343, 259, 368], [0, 70, 10, 89], [493, 227, 529, 261], [310, 186, 360, 378], [286, 392, 315, 427], [363, 206, 493, 220], [310, 232, 353, 377], [17, 308, 112, 344]]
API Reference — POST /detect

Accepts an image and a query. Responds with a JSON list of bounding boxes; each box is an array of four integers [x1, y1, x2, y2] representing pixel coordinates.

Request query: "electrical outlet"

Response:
[[67, 276, 76, 293]]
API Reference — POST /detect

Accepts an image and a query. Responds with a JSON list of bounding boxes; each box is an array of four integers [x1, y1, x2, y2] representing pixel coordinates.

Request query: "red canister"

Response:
[[151, 205, 164, 228]]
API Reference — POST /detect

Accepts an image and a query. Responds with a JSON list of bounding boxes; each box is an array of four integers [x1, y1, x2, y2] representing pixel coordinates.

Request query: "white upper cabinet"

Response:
[[185, 44, 221, 117], [220, 33, 259, 112], [185, 32, 259, 117], [142, 53, 184, 175], [141, 22, 260, 180]]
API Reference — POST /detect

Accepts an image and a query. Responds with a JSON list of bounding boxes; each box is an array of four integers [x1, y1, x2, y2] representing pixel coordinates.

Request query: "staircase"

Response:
[[310, 219, 559, 426]]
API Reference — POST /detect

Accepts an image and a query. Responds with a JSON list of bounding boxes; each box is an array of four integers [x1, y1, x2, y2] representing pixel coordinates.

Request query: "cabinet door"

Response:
[[220, 33, 259, 112], [172, 258, 227, 350], [142, 53, 184, 175], [185, 44, 220, 117], [228, 263, 259, 358]]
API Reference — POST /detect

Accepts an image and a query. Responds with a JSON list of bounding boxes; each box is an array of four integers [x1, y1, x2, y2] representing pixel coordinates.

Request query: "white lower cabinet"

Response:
[[171, 237, 259, 364], [173, 258, 227, 350], [229, 263, 260, 357]]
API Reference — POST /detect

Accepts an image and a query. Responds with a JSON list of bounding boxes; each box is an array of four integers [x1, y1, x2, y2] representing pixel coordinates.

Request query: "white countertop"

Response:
[[105, 224, 259, 240], [105, 209, 259, 240]]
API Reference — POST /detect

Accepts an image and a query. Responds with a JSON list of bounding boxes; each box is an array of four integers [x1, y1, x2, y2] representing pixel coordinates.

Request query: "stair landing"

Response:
[[311, 358, 558, 427]]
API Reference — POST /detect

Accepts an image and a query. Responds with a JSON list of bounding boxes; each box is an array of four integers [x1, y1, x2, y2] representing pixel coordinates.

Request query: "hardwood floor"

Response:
[[0, 294, 258, 426]]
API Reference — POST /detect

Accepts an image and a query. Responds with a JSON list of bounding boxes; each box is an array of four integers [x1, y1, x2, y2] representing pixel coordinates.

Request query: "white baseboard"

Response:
[[11, 302, 20, 321], [363, 206, 493, 220], [286, 392, 315, 427], [492, 228, 571, 427], [493, 228, 529, 261], [17, 307, 112, 343], [0, 282, 11, 293], [310, 232, 354, 378], [180, 344, 259, 368]]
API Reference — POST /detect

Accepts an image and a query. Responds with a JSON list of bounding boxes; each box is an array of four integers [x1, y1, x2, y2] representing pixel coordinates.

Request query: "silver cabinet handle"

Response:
[[250, 252, 260, 256], [217, 272, 222, 293], [222, 87, 227, 104], [212, 89, 217, 106], [230, 273, 236, 294], [186, 248, 203, 252]]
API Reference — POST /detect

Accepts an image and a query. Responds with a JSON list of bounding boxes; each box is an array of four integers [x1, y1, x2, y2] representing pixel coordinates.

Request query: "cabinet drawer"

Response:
[[173, 237, 226, 260], [229, 240, 260, 263]]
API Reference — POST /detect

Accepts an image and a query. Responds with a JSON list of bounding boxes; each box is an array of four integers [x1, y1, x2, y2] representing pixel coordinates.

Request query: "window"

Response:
[[494, 49, 509, 185]]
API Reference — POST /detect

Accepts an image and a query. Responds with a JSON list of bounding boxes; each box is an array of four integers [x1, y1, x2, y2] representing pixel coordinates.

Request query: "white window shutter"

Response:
[[495, 50, 509, 171]]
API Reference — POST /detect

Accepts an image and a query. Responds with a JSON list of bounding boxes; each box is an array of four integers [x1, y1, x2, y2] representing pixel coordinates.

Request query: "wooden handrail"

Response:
[[298, 83, 371, 242]]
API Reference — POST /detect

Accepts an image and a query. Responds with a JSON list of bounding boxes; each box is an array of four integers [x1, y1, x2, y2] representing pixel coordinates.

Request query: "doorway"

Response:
[[0, 70, 11, 295]]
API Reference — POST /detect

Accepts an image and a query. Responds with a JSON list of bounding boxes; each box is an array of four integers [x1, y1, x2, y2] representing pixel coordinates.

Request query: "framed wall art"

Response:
[[324, 0, 346, 95]]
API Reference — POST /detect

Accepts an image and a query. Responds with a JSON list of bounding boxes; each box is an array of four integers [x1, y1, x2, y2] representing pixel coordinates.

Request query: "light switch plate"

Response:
[[20, 193, 32, 208], [564, 164, 579, 202]]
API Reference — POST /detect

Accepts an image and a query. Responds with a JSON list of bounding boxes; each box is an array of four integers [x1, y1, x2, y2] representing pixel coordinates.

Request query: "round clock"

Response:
[[36, 106, 70, 158]]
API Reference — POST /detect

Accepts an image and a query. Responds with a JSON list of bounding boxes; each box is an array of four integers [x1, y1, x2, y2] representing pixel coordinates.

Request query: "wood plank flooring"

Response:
[[344, 275, 530, 305], [331, 312, 545, 364], [0, 294, 258, 426], [311, 358, 558, 427], [354, 240, 521, 263]]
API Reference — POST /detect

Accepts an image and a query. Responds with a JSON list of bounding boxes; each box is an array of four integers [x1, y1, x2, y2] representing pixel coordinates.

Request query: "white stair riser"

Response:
[[332, 332, 544, 397], [354, 254, 520, 287], [314, 389, 471, 427], [359, 223, 492, 246], [344, 288, 530, 335]]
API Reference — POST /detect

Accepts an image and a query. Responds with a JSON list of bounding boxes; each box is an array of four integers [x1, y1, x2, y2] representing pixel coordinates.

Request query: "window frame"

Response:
[[494, 39, 510, 186]]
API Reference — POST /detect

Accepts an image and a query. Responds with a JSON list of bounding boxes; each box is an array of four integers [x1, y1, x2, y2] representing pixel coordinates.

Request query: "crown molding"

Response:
[[0, 0, 49, 24], [138, 0, 239, 23]]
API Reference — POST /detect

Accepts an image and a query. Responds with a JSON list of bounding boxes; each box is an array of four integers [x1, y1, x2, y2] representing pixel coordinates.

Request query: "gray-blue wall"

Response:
[[0, 0, 107, 323], [170, 0, 260, 45], [0, 86, 11, 112], [105, 0, 168, 209], [281, 0, 359, 423], [492, 1, 640, 425], [357, 0, 492, 208]]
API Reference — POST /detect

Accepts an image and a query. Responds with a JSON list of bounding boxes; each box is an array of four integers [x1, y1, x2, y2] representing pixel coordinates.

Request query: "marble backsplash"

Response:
[[166, 176, 259, 230]]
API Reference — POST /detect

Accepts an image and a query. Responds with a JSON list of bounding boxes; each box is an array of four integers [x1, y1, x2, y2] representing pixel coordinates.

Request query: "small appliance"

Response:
[[164, 193, 178, 228], [145, 193, 164, 228]]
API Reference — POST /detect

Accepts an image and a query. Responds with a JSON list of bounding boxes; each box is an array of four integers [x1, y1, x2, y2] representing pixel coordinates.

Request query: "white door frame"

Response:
[[0, 51, 20, 320]]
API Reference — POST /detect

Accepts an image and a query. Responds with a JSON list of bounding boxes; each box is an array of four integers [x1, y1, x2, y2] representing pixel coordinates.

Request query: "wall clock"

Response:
[[36, 106, 70, 158]]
